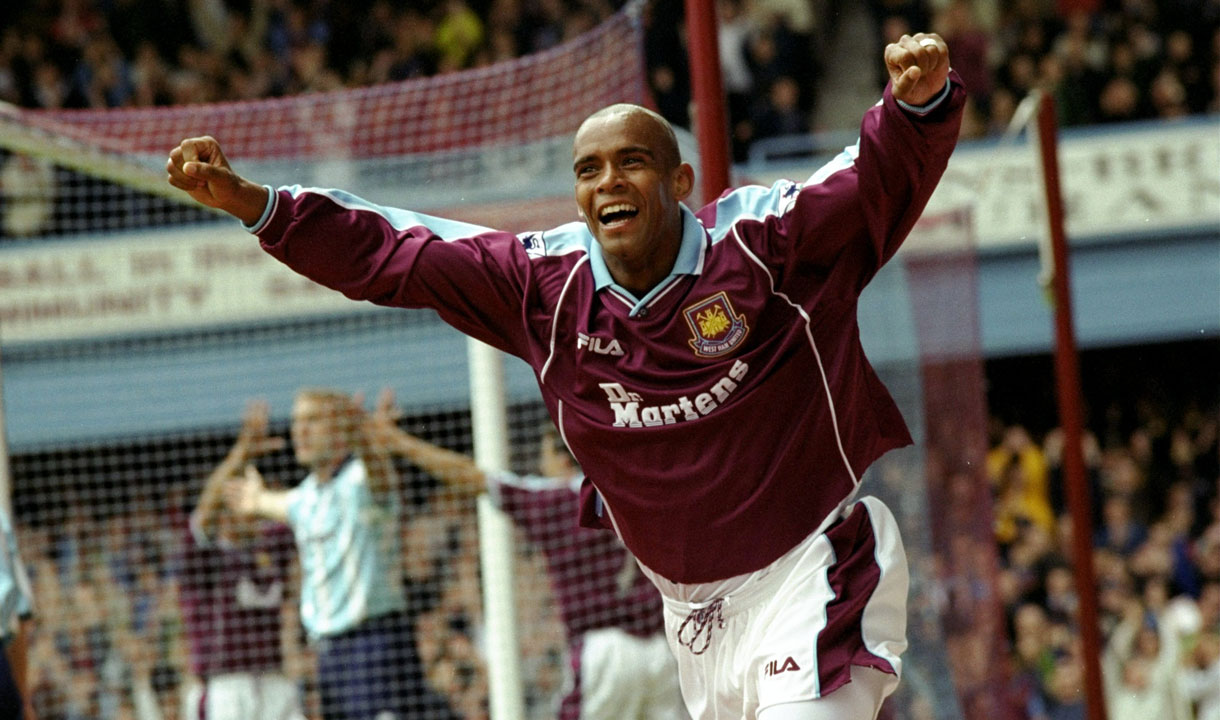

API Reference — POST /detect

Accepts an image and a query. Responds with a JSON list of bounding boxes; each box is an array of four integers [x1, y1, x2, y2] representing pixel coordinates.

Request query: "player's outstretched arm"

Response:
[[196, 399, 285, 535], [347, 393, 400, 498], [166, 136, 269, 226], [5, 618, 34, 720], [224, 465, 291, 522], [370, 388, 486, 496], [884, 33, 951, 107]]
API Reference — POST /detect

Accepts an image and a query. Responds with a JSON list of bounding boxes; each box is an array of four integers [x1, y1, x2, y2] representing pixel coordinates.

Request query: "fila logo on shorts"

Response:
[[763, 656, 801, 676], [660, 498, 907, 717]]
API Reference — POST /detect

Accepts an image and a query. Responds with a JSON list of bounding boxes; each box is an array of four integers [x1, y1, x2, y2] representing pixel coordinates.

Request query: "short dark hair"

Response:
[[581, 103, 682, 170]]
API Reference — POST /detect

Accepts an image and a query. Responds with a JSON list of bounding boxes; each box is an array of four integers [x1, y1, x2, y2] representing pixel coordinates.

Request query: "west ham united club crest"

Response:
[[684, 292, 749, 357]]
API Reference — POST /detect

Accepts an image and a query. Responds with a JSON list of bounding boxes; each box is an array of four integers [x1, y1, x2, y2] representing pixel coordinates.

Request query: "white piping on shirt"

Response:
[[604, 289, 636, 310], [557, 399, 626, 545], [730, 227, 861, 487], [643, 274, 684, 308], [694, 231, 709, 274], [540, 255, 589, 385], [556, 401, 580, 496]]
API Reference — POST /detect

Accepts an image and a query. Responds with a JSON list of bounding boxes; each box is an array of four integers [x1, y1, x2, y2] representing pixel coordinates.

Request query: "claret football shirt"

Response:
[[252, 75, 965, 584]]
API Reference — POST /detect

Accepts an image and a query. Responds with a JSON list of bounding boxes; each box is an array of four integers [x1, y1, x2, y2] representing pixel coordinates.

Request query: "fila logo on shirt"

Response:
[[577, 332, 624, 356], [763, 656, 801, 676]]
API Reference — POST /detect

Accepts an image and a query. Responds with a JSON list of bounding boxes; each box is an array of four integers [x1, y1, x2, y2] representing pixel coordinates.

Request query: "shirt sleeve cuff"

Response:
[[241, 185, 277, 233], [897, 79, 953, 116]]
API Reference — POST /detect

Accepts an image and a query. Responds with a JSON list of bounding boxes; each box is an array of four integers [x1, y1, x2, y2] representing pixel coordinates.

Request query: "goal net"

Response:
[[0, 6, 654, 720], [894, 208, 1012, 720]]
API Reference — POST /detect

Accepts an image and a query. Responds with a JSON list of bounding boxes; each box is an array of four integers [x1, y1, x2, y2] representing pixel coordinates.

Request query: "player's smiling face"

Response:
[[572, 109, 692, 292]]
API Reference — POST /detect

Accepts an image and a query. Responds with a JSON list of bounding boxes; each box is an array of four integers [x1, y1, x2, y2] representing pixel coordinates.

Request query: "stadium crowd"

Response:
[[0, 1, 1217, 719], [0, 0, 1216, 159], [10, 354, 1216, 720], [986, 345, 1220, 720], [10, 415, 572, 720]]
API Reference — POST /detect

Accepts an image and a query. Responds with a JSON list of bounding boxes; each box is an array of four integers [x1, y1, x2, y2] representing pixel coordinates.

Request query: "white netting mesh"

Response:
[[0, 5, 651, 238], [1, 6, 652, 720]]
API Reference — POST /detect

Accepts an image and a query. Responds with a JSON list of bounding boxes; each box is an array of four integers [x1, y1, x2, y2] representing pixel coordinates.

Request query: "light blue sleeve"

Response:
[[1, 511, 34, 619], [284, 485, 305, 534], [896, 79, 953, 116]]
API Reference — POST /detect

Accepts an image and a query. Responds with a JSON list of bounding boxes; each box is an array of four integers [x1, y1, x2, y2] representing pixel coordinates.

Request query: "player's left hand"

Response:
[[368, 388, 402, 448], [235, 399, 286, 459], [166, 135, 269, 226], [885, 33, 950, 107]]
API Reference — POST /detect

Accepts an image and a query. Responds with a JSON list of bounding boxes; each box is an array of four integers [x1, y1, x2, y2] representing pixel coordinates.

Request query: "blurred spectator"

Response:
[[371, 7, 438, 84], [988, 425, 1056, 549], [435, 0, 486, 72], [1048, 12, 1106, 126], [374, 394, 688, 720], [933, 1, 993, 113], [750, 75, 808, 141], [716, 0, 756, 162], [0, 0, 1213, 164], [1043, 426, 1103, 519], [1101, 598, 1184, 720], [176, 400, 305, 720], [1, 504, 37, 720], [1182, 628, 1220, 720], [750, 5, 819, 112], [1096, 494, 1148, 556], [520, 0, 568, 53], [643, 0, 690, 129]]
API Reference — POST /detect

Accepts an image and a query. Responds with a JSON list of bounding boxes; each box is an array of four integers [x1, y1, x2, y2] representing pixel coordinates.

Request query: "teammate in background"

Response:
[[167, 34, 963, 720], [0, 505, 36, 720], [221, 389, 459, 720], [371, 390, 687, 720], [176, 400, 305, 720]]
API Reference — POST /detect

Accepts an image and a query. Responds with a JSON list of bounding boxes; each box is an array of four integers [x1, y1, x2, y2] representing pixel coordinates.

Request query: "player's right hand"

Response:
[[166, 136, 268, 225], [236, 399, 286, 458], [223, 464, 266, 516], [884, 33, 950, 107]]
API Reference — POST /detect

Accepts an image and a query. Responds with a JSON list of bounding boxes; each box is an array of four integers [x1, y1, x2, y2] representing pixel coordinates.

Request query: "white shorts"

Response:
[[653, 496, 908, 720], [574, 627, 687, 720], [183, 671, 305, 720]]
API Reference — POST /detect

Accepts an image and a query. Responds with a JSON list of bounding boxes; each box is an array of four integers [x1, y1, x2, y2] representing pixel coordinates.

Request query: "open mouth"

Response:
[[598, 203, 639, 228]]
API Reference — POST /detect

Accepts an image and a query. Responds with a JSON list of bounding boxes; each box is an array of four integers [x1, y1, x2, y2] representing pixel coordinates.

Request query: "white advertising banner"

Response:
[[0, 224, 363, 343], [0, 119, 1216, 344], [749, 119, 1220, 248], [926, 120, 1220, 247]]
